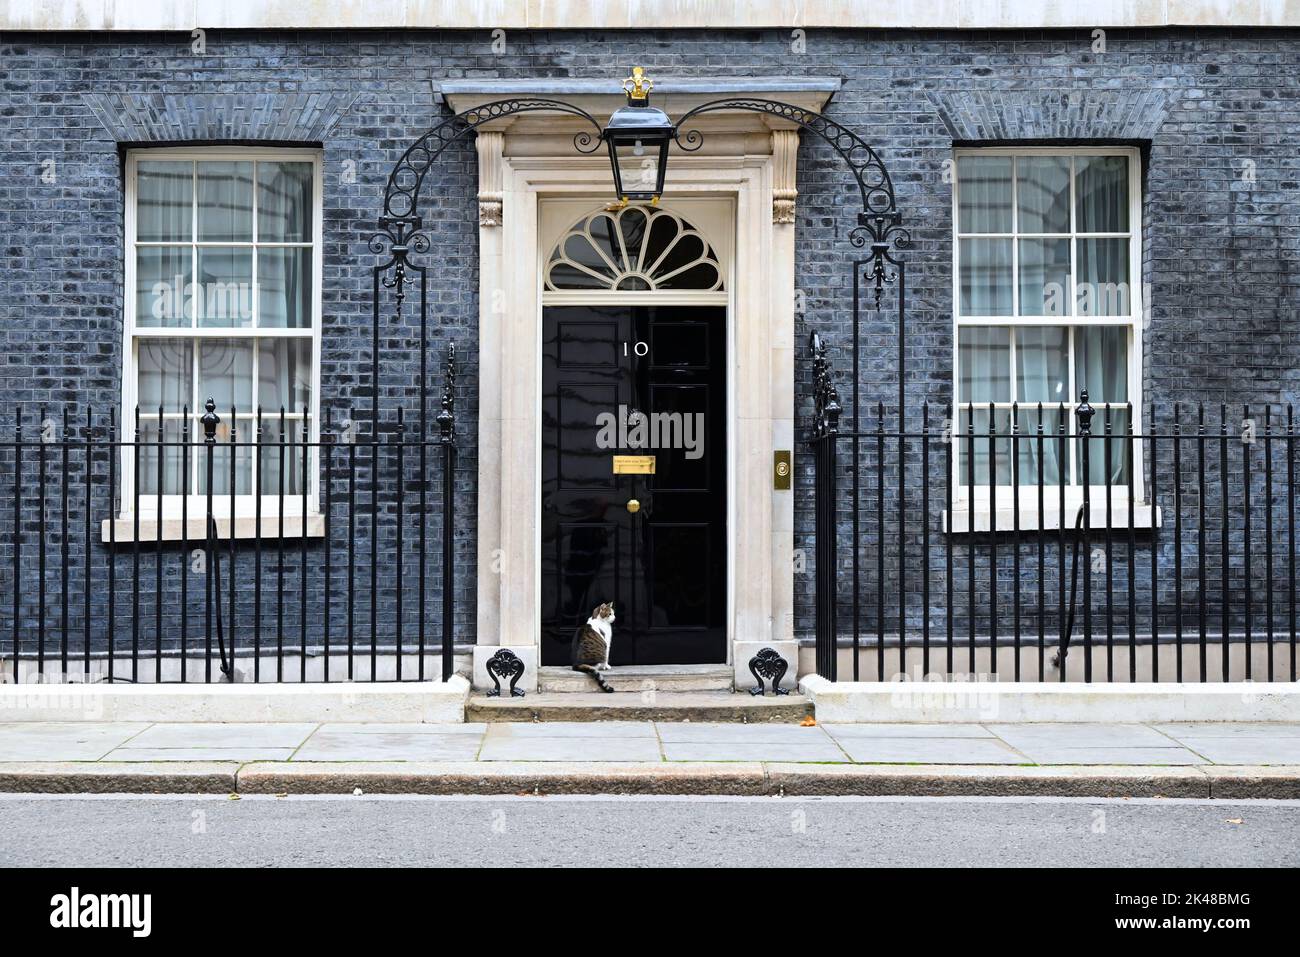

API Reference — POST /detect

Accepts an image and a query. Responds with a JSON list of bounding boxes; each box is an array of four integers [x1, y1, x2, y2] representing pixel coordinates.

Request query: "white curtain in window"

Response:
[[1074, 326, 1130, 483], [1076, 156, 1129, 232], [256, 163, 313, 329], [136, 161, 191, 242], [1016, 327, 1069, 484]]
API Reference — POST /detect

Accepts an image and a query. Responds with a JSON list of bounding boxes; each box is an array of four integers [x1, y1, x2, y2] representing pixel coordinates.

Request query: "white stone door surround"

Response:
[[456, 77, 840, 691]]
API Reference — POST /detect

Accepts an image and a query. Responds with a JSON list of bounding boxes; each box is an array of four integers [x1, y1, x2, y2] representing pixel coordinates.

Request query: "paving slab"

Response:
[[1160, 739, 1300, 765], [655, 721, 833, 744], [820, 723, 998, 739], [102, 747, 298, 762], [662, 741, 848, 762], [988, 723, 1174, 749], [830, 737, 1028, 764], [1003, 747, 1206, 765], [124, 722, 317, 749], [478, 735, 663, 762], [1154, 722, 1300, 738], [293, 730, 483, 762], [317, 722, 486, 735], [482, 720, 655, 739], [0, 722, 149, 761]]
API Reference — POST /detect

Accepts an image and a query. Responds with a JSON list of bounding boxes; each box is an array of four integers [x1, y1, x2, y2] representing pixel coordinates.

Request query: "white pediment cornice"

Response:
[[440, 76, 842, 133]]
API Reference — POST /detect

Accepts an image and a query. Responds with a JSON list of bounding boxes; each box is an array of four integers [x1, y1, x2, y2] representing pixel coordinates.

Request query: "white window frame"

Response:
[[121, 146, 323, 522], [949, 145, 1150, 528]]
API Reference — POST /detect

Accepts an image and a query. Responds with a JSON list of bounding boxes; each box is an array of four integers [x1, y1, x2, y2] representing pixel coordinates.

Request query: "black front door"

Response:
[[541, 304, 726, 665]]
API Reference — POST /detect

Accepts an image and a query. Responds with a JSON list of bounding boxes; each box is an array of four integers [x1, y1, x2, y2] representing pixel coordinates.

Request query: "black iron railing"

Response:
[[1, 357, 459, 684], [808, 335, 1299, 684]]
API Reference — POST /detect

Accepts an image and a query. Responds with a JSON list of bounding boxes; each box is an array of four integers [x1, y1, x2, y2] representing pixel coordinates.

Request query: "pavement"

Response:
[[2, 719, 1300, 796], [3, 794, 1297, 867]]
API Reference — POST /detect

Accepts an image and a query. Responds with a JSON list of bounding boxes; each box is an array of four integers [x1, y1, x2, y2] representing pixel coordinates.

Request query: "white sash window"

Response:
[[122, 148, 322, 517], [953, 147, 1143, 496]]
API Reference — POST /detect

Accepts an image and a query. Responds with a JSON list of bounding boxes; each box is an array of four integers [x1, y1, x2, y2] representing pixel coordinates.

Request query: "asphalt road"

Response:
[[1, 794, 1297, 867]]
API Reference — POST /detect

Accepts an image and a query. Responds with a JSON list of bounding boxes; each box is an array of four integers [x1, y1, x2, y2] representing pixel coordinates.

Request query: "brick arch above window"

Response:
[[82, 93, 358, 143], [926, 89, 1176, 143]]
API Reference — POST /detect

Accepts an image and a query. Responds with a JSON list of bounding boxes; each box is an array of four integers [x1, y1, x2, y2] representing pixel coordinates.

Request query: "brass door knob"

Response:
[[625, 498, 641, 514]]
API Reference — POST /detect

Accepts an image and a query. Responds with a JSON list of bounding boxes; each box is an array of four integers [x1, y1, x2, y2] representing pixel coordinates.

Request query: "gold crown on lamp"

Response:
[[623, 66, 653, 101]]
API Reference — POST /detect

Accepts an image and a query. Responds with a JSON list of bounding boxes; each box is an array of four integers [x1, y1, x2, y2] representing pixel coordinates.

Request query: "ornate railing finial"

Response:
[[200, 398, 219, 443], [810, 332, 842, 439], [1075, 389, 1095, 436], [436, 342, 457, 445]]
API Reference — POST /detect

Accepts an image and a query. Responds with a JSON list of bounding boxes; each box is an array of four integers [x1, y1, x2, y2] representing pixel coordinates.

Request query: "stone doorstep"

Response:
[[466, 690, 814, 723], [538, 664, 733, 693], [3, 762, 1299, 798]]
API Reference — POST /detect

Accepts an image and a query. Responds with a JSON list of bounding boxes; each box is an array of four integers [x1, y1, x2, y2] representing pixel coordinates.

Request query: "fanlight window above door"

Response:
[[546, 206, 724, 292]]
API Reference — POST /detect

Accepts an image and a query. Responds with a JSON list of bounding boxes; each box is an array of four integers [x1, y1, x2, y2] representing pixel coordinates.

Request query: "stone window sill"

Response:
[[100, 514, 325, 544], [943, 504, 1161, 534]]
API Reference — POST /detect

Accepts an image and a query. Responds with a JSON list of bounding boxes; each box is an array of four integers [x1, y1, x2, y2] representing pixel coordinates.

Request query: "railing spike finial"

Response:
[[200, 398, 220, 443], [1075, 389, 1095, 436]]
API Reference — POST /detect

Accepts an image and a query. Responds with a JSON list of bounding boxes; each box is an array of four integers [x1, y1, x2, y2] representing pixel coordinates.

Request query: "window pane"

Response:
[[198, 339, 253, 413], [137, 419, 187, 495], [958, 326, 1011, 403], [257, 162, 313, 243], [959, 238, 1012, 316], [136, 161, 192, 242], [258, 339, 311, 413], [957, 408, 1013, 487], [197, 161, 253, 242], [1075, 155, 1129, 232], [257, 247, 312, 328], [1016, 156, 1071, 233], [957, 156, 1012, 232], [196, 248, 254, 327], [258, 418, 306, 496], [136, 246, 192, 327], [1015, 407, 1065, 486], [1017, 238, 1071, 317], [198, 436, 253, 496], [1074, 326, 1128, 405], [1075, 238, 1130, 316], [618, 206, 651, 267], [137, 340, 193, 413], [1016, 327, 1069, 404], [1076, 407, 1132, 486]]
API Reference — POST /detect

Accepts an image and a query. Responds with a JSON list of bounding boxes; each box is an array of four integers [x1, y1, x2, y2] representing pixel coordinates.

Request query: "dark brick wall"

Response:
[[0, 28, 1297, 669]]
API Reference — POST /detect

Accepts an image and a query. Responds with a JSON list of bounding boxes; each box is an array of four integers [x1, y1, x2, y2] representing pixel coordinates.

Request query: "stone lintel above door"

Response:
[[441, 75, 842, 126]]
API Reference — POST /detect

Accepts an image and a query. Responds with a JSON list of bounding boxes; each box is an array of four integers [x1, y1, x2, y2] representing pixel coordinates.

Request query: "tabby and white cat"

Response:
[[571, 601, 616, 693]]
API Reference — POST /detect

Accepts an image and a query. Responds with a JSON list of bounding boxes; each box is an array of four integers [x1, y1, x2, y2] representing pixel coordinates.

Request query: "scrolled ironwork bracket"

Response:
[[382, 98, 604, 222], [485, 648, 526, 698], [748, 647, 790, 696]]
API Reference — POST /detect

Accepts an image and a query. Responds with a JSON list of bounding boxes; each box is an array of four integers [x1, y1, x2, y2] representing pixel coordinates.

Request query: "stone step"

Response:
[[466, 690, 814, 723], [538, 664, 733, 693]]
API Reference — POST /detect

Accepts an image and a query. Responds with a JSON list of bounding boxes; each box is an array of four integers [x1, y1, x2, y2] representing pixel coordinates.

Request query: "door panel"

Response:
[[541, 304, 726, 665], [556, 383, 619, 488]]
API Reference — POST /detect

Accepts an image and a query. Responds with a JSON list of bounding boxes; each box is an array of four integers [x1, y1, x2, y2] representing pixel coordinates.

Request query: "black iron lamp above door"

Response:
[[603, 67, 675, 205]]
